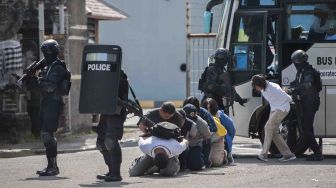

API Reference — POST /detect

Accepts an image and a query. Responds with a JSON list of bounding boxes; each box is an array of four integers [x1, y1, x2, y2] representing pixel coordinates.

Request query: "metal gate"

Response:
[[186, 33, 217, 99]]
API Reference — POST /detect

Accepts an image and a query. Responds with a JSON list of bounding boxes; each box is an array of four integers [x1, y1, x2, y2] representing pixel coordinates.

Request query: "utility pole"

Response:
[[59, 0, 65, 34], [186, 0, 191, 97], [38, 0, 45, 58]]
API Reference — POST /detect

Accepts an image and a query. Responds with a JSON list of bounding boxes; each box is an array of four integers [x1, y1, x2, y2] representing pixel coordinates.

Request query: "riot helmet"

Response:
[[41, 39, 59, 62], [291, 50, 308, 71], [213, 48, 231, 66], [291, 50, 308, 64]]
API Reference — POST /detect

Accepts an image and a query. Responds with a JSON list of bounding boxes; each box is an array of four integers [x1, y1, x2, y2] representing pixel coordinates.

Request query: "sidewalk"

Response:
[[0, 128, 142, 158]]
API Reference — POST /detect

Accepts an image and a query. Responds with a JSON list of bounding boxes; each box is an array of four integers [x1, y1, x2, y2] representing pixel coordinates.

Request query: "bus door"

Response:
[[228, 11, 268, 136]]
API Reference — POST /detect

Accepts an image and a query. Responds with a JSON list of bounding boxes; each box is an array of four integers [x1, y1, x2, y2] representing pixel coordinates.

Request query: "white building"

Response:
[[100, 0, 222, 102]]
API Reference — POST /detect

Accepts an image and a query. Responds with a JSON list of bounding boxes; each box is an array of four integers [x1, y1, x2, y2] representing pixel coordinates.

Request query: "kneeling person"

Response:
[[138, 102, 183, 135], [129, 122, 188, 177], [183, 104, 211, 171]]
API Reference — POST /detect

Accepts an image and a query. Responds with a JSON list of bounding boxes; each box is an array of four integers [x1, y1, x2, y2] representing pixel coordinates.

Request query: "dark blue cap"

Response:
[[183, 104, 198, 120]]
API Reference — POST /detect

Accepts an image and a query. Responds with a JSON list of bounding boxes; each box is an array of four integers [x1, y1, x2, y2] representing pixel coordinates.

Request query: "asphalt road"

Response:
[[1, 138, 336, 188]]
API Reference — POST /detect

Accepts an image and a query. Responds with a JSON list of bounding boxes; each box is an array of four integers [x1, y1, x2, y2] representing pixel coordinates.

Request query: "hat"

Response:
[[178, 109, 186, 120], [183, 104, 198, 120]]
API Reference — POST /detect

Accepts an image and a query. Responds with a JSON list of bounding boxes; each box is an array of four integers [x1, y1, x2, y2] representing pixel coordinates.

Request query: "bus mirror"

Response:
[[204, 11, 213, 33]]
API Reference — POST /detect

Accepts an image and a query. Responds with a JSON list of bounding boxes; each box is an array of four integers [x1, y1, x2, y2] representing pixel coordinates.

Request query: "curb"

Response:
[[0, 138, 139, 158]]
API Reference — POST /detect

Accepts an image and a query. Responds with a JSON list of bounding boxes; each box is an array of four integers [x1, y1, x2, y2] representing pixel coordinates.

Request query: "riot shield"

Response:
[[79, 45, 122, 114]]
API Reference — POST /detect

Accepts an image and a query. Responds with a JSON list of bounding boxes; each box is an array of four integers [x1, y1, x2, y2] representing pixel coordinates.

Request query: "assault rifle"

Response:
[[18, 59, 45, 82]]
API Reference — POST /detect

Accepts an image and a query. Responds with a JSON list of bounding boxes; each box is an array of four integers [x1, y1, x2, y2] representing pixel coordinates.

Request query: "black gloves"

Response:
[[238, 98, 248, 106]]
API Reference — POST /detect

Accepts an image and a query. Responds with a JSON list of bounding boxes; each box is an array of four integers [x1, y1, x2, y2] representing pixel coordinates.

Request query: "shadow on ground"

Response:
[[79, 181, 143, 187], [22, 176, 69, 181]]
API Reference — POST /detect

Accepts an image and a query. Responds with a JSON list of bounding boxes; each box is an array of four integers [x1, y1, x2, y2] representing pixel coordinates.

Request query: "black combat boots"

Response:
[[306, 148, 323, 161], [306, 152, 323, 161], [104, 173, 122, 182], [97, 173, 122, 182], [97, 163, 122, 182], [37, 157, 60, 176]]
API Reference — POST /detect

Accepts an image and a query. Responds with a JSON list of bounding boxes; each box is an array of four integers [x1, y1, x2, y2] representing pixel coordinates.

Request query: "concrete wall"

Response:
[[100, 0, 223, 101], [67, 0, 91, 132]]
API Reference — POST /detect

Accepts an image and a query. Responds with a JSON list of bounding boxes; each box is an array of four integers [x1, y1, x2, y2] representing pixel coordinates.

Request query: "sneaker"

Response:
[[278, 155, 296, 162], [257, 154, 268, 162], [227, 153, 235, 165]]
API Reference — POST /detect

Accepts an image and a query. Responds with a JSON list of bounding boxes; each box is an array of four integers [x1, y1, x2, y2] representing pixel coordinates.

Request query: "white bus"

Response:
[[204, 0, 336, 154]]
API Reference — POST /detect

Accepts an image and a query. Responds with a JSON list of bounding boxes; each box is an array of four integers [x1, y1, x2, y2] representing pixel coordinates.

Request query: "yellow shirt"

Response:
[[213, 116, 227, 137]]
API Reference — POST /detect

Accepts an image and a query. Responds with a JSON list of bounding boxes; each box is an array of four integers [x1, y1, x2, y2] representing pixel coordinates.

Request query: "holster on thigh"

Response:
[[41, 131, 57, 148]]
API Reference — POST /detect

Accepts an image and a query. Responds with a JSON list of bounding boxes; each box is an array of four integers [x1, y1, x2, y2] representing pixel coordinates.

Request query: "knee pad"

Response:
[[41, 132, 56, 147], [104, 137, 119, 152], [96, 142, 105, 153]]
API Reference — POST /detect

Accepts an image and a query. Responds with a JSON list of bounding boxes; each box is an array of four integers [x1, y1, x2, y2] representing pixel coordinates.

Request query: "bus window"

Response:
[[231, 14, 265, 72], [233, 15, 264, 43], [232, 45, 262, 71], [240, 0, 276, 7], [287, 3, 336, 41]]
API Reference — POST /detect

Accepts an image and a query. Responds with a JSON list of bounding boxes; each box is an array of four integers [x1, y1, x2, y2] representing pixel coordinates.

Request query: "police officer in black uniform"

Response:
[[24, 39, 68, 176], [96, 70, 129, 182], [201, 48, 247, 113], [287, 50, 323, 161]]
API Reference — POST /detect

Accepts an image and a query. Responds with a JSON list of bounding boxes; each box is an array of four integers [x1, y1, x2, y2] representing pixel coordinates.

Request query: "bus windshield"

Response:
[[287, 3, 336, 41]]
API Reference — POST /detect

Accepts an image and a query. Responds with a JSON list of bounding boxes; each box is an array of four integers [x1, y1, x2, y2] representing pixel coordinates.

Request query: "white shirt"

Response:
[[261, 82, 292, 112], [138, 136, 187, 158]]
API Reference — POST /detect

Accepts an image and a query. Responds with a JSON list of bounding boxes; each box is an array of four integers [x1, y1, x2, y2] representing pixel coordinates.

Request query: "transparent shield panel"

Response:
[[86, 53, 117, 62]]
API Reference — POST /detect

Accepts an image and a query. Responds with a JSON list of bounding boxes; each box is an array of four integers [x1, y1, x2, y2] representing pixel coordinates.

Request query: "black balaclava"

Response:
[[294, 62, 308, 72], [43, 51, 58, 64], [215, 58, 227, 69]]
